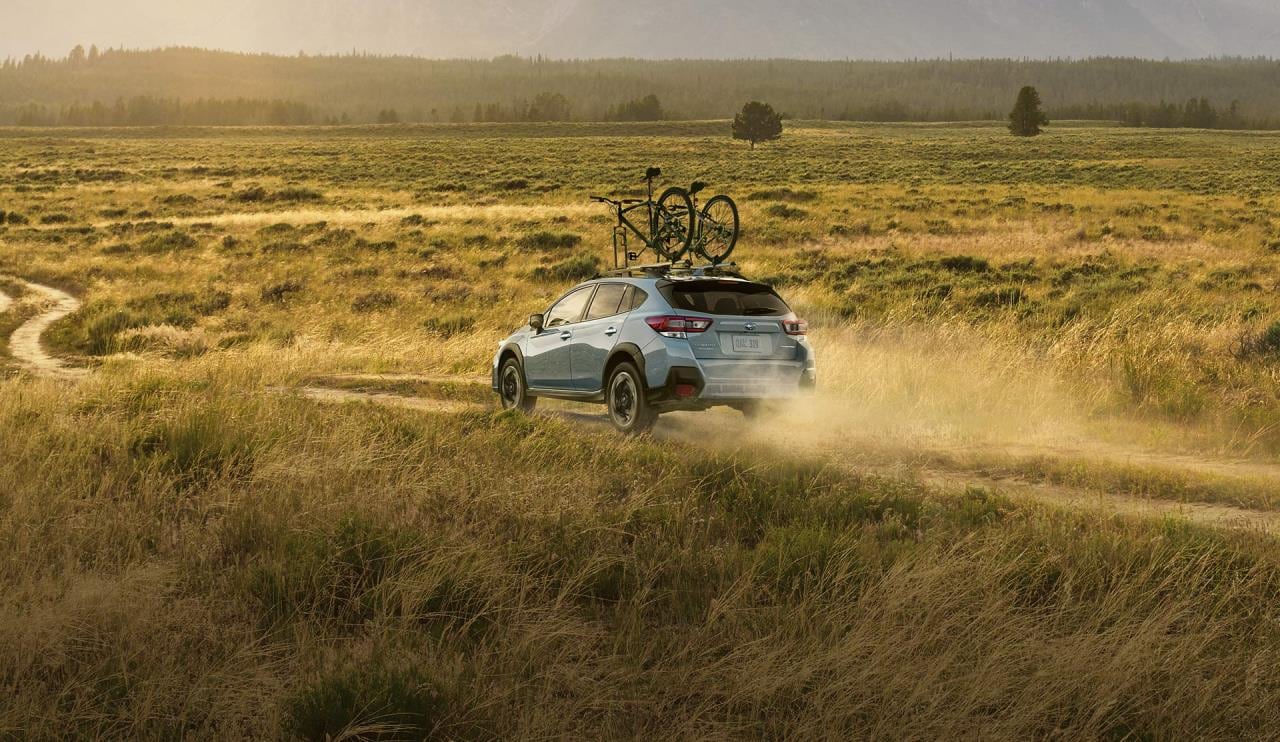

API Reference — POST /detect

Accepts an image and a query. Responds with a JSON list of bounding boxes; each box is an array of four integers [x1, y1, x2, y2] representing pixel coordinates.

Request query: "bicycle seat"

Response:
[[689, 181, 708, 196], [645, 166, 662, 180]]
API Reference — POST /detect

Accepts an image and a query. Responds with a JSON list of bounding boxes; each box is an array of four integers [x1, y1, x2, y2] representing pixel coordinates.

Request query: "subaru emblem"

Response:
[[745, 323, 757, 332]]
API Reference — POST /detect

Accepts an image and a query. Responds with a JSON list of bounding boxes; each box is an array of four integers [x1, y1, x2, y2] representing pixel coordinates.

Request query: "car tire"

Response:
[[607, 362, 657, 435], [498, 357, 537, 414]]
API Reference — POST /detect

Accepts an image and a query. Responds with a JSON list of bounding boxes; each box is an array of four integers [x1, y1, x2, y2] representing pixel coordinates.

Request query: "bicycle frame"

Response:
[[595, 168, 695, 269], [606, 177, 663, 268]]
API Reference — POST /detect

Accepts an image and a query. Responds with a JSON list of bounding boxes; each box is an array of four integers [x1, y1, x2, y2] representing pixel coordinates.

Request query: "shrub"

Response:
[[422, 313, 476, 338], [5, 211, 27, 225], [352, 291, 399, 313], [233, 186, 269, 203], [972, 286, 1027, 308], [138, 230, 199, 253], [40, 213, 72, 224], [517, 231, 581, 251], [766, 204, 808, 220], [260, 241, 309, 254], [162, 194, 198, 206], [497, 178, 529, 191], [287, 658, 451, 742], [261, 280, 304, 304], [531, 254, 600, 282], [939, 255, 991, 273], [314, 228, 357, 247], [748, 188, 818, 203], [1240, 321, 1280, 358]]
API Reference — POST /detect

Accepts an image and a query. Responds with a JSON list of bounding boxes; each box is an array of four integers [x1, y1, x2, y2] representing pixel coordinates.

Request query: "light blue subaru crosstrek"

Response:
[[492, 267, 817, 434]]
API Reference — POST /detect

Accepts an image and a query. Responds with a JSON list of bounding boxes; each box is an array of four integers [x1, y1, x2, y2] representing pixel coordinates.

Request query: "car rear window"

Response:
[[585, 283, 629, 320], [659, 280, 790, 317]]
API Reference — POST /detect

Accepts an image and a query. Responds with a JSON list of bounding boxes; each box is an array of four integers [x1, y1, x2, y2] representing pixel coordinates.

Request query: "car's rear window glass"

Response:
[[629, 287, 649, 310], [586, 283, 629, 320], [659, 281, 790, 317]]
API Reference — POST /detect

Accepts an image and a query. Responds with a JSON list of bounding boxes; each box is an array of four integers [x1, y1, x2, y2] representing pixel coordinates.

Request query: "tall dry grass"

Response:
[[1, 359, 1279, 738]]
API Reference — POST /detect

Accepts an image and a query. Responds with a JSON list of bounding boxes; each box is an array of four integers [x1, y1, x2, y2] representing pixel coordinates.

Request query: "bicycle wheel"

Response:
[[698, 195, 740, 265], [653, 187, 695, 261]]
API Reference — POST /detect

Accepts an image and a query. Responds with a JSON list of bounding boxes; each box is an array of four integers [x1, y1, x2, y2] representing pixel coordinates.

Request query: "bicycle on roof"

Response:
[[592, 168, 741, 268], [591, 167, 694, 266]]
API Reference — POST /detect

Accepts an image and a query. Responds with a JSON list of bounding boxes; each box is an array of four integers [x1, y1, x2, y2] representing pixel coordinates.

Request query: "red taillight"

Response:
[[675, 383, 698, 398], [783, 318, 809, 336], [645, 315, 714, 338]]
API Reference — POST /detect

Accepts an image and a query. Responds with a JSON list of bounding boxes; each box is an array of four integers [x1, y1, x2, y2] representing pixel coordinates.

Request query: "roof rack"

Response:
[[595, 261, 744, 280]]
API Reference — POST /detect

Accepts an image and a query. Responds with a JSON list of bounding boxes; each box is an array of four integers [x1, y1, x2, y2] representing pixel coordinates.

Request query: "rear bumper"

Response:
[[642, 334, 816, 406], [697, 359, 814, 400], [648, 361, 816, 411]]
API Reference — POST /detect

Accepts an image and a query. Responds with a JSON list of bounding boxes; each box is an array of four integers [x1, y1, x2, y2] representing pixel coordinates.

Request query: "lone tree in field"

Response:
[[1008, 86, 1049, 137], [732, 101, 783, 149]]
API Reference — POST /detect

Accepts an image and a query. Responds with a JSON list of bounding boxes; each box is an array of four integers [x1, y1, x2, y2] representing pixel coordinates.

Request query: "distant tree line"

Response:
[[1054, 98, 1265, 129], [5, 47, 1280, 129], [10, 96, 317, 126], [465, 92, 574, 123]]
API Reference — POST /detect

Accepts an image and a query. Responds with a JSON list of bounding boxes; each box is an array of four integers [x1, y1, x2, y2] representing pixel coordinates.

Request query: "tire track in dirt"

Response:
[[294, 382, 1280, 535], [5, 280, 88, 379]]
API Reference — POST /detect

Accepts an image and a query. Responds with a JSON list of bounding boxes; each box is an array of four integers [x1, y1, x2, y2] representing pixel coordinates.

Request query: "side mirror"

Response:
[[529, 313, 545, 332]]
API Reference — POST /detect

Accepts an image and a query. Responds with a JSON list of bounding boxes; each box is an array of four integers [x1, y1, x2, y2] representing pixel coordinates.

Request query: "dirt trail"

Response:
[[315, 372, 1280, 486], [5, 280, 88, 379], [295, 386, 482, 415], [294, 384, 1280, 535], [0, 289, 11, 315]]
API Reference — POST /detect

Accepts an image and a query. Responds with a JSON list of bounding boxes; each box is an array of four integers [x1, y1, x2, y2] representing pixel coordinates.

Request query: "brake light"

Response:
[[783, 318, 809, 336], [645, 315, 714, 339]]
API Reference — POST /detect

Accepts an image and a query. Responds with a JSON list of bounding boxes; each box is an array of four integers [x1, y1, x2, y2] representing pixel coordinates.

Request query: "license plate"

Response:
[[731, 334, 770, 354]]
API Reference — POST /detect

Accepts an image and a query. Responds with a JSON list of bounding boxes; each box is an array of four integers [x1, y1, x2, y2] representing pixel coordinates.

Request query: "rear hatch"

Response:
[[658, 279, 800, 361]]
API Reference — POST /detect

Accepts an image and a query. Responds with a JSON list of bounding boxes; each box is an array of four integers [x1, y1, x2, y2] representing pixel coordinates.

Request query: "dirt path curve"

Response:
[[0, 289, 11, 315], [5, 279, 88, 379]]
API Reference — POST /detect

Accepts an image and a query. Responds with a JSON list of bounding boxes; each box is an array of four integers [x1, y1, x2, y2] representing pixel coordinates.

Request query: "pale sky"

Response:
[[4, 0, 1279, 62]]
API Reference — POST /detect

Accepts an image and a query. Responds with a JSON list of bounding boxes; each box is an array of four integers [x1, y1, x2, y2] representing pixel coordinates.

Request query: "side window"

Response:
[[545, 287, 594, 328], [585, 283, 628, 321], [630, 287, 649, 311]]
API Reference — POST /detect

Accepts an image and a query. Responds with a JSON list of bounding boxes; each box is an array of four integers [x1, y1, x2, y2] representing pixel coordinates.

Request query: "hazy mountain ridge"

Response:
[[3, 0, 1279, 61]]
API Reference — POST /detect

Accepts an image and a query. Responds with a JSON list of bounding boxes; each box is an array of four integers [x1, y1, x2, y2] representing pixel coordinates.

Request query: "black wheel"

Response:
[[498, 357, 537, 414], [606, 362, 657, 435], [653, 187, 695, 262], [698, 195, 740, 265]]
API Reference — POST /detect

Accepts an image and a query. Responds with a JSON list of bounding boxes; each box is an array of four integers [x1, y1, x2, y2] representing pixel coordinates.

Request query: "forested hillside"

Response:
[[4, 47, 1280, 127]]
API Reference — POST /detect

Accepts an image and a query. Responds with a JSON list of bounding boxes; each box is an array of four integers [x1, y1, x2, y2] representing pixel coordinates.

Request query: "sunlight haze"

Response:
[[4, 0, 1280, 60]]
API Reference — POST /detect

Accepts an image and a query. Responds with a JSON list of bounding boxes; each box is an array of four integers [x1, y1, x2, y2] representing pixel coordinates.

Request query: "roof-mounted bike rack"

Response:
[[595, 261, 744, 280]]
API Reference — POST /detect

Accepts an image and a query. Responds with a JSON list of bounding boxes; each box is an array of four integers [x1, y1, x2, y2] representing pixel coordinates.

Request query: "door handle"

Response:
[[559, 330, 573, 341], [605, 327, 618, 337]]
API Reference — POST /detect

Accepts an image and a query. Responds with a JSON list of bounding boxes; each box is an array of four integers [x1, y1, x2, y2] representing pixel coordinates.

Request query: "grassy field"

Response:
[[3, 121, 1280, 738]]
